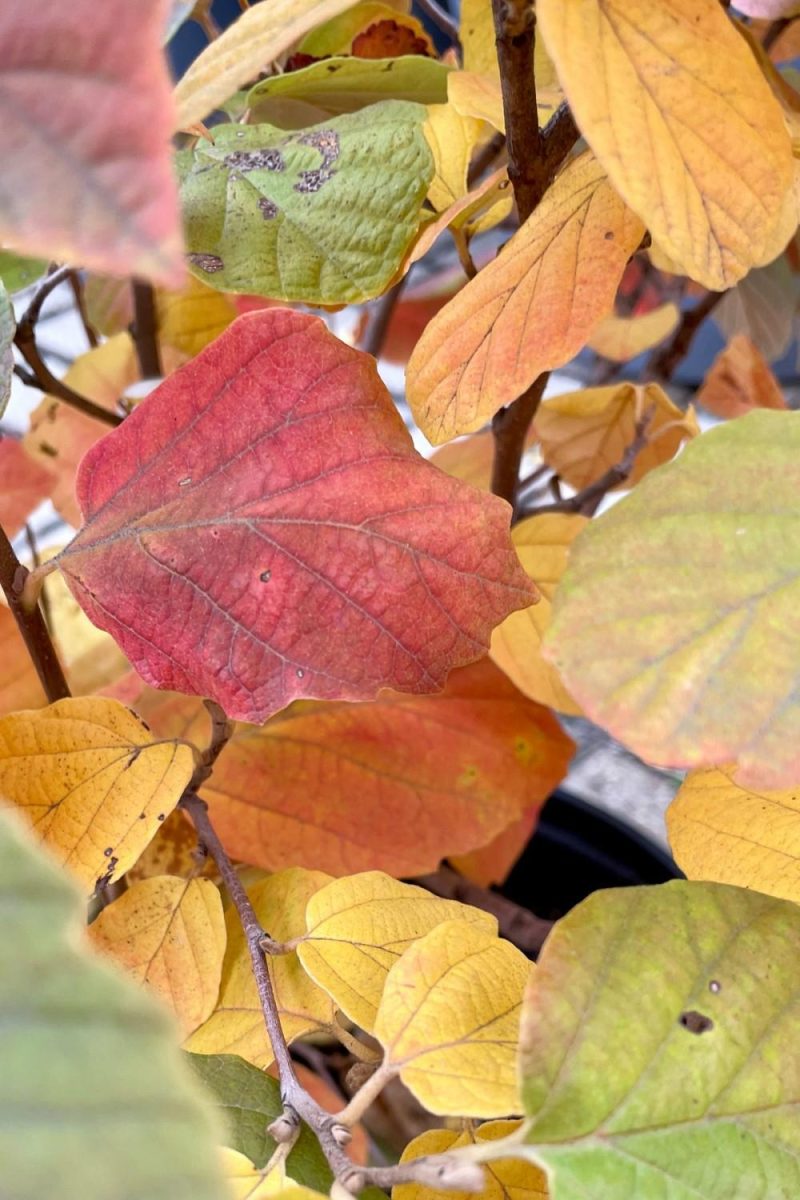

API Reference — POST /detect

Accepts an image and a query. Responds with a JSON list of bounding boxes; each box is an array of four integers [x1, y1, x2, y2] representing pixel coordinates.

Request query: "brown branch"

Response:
[[68, 271, 99, 348], [468, 131, 506, 187], [131, 281, 162, 379], [645, 290, 723, 382], [763, 17, 792, 52], [0, 524, 70, 703], [416, 864, 553, 956], [491, 371, 549, 511], [491, 0, 541, 224]]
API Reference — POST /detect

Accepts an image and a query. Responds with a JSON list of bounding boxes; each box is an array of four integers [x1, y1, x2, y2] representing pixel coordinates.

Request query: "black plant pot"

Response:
[[501, 788, 682, 923]]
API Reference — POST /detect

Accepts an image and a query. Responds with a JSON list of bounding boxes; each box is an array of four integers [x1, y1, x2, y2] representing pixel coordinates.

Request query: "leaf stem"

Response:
[[0, 523, 70, 703]]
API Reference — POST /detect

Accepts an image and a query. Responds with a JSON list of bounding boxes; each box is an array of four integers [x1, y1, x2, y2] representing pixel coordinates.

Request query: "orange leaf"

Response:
[[450, 806, 540, 887], [406, 152, 645, 443], [587, 303, 680, 363], [0, 438, 54, 537], [697, 334, 787, 419], [430, 424, 538, 493], [0, 605, 45, 716]]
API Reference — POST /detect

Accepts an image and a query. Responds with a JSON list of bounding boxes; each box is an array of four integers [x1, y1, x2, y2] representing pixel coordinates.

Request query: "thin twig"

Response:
[[467, 131, 506, 187], [645, 290, 723, 382], [68, 271, 99, 348], [763, 17, 792, 52], [359, 277, 407, 360], [415, 0, 461, 48], [0, 523, 70, 703], [491, 372, 549, 513], [131, 281, 162, 379]]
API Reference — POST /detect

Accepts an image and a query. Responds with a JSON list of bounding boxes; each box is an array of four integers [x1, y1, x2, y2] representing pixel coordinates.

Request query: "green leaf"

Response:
[[545, 410, 800, 790], [0, 804, 227, 1200], [517, 880, 800, 1200], [186, 1053, 332, 1184], [248, 55, 450, 119], [180, 101, 433, 303], [0, 280, 14, 418], [0, 249, 46, 292]]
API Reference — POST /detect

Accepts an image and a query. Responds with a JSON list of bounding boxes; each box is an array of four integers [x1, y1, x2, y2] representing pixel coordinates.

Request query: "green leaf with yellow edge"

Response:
[[0, 804, 227, 1200], [537, 0, 794, 289], [180, 103, 433, 304], [395, 1122, 548, 1200], [88, 875, 226, 1036], [0, 697, 196, 893], [374, 919, 531, 1117], [298, 2, 431, 56], [544, 410, 800, 789], [0, 249, 46, 292], [187, 868, 335, 1068], [187, 1053, 333, 1183], [667, 766, 800, 905], [490, 515, 587, 717], [423, 104, 486, 212], [173, 0, 362, 128], [247, 56, 449, 121], [406, 151, 644, 443], [515, 880, 800, 1199], [586, 303, 680, 363], [297, 871, 498, 1033], [534, 383, 700, 491]]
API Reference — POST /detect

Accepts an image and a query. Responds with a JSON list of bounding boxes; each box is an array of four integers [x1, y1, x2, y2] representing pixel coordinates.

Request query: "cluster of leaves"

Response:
[[4, 1, 800, 1199]]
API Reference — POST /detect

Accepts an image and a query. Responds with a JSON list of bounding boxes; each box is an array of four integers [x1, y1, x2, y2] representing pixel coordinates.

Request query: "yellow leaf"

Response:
[[187, 868, 335, 1068], [174, 0, 362, 128], [396, 1122, 548, 1200], [374, 919, 531, 1116], [0, 697, 195, 892], [667, 766, 800, 905], [157, 277, 237, 359], [127, 808, 216, 884], [424, 104, 487, 212], [405, 168, 511, 270], [537, 0, 794, 289], [221, 1150, 328, 1200], [490, 515, 587, 716], [297, 871, 497, 1033], [40, 552, 129, 695], [89, 875, 226, 1036], [448, 71, 505, 132], [406, 151, 644, 444], [587, 303, 680, 363], [534, 382, 700, 491]]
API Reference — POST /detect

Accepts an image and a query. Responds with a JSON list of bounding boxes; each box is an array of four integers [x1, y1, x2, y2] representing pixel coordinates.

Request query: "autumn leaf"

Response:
[[423, 104, 486, 212], [195, 658, 572, 877], [127, 809, 213, 884], [534, 383, 700, 491], [297, 871, 498, 1032], [697, 334, 787, 419], [0, 697, 196, 892], [374, 919, 531, 1116], [187, 868, 336, 1068], [515, 880, 800, 1199], [299, 2, 430, 56], [157, 278, 238, 359], [0, 437, 55, 537], [247, 56, 449, 120], [450, 808, 542, 888], [174, 0, 362, 128], [447, 72, 505, 132], [587, 303, 680, 363], [0, 1, 183, 284], [537, 0, 794, 289], [397, 1122, 548, 1200], [545, 411, 800, 788], [57, 310, 535, 724], [714, 254, 796, 363], [0, 805, 227, 1200], [406, 152, 644, 443], [0, 605, 45, 715], [180, 103, 433, 305], [430, 424, 536, 494], [39, 557, 130, 697], [735, 0, 800, 15], [404, 168, 512, 271], [352, 17, 434, 57], [491, 515, 587, 717], [667, 766, 800, 906], [89, 875, 226, 1036]]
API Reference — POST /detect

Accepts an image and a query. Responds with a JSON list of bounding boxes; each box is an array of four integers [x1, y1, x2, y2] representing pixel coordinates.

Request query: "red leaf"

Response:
[[0, 438, 55, 537], [59, 310, 535, 722], [0, 0, 183, 284]]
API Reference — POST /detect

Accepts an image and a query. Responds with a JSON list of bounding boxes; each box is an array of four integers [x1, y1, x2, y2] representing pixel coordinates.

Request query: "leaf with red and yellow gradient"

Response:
[[57, 310, 535, 724], [698, 334, 787, 420], [0, 438, 55, 536], [0, 0, 183, 283], [537, 0, 794, 289], [406, 152, 644, 443], [587, 303, 680, 363], [89, 875, 226, 1036], [196, 657, 573, 877], [534, 383, 700, 491]]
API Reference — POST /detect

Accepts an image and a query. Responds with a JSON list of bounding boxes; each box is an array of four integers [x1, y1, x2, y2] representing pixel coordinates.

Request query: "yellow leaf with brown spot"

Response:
[[0, 697, 195, 892], [587, 303, 680, 363], [127, 808, 215, 884], [395, 1122, 548, 1200], [423, 104, 486, 212], [668, 766, 800, 905], [187, 868, 335, 1068], [698, 334, 787, 419], [534, 382, 700, 491], [537, 0, 794, 289], [490, 514, 587, 716], [406, 152, 644, 443], [89, 875, 226, 1035], [297, 871, 498, 1033], [375, 919, 531, 1116]]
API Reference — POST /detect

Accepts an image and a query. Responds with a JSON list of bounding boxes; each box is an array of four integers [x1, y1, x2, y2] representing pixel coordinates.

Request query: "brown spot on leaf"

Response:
[[258, 197, 279, 220], [679, 1010, 714, 1034], [188, 252, 224, 274], [224, 147, 285, 173]]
